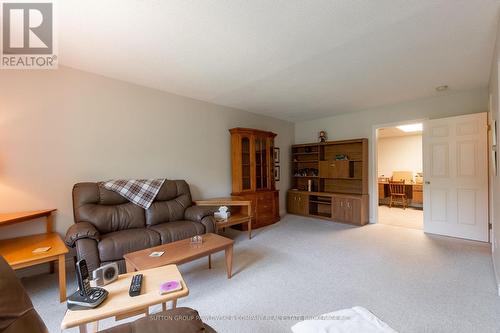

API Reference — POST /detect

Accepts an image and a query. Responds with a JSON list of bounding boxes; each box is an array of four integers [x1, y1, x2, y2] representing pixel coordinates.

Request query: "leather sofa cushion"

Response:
[[145, 180, 193, 225], [78, 203, 146, 234], [148, 221, 205, 244], [73, 183, 146, 233], [73, 182, 129, 206], [98, 229, 161, 262]]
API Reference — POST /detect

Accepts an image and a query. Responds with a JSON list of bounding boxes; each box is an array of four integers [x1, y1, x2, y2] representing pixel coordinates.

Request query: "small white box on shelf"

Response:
[[214, 206, 230, 220]]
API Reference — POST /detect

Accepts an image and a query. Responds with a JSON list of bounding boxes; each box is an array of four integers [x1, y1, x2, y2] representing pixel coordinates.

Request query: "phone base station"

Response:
[[67, 287, 108, 310]]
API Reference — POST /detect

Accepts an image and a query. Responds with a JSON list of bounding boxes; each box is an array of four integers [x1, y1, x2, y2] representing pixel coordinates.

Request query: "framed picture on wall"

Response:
[[274, 147, 280, 164], [274, 165, 280, 181]]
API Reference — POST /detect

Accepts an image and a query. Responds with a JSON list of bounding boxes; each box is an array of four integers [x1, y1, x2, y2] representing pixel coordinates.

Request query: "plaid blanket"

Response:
[[101, 179, 166, 209]]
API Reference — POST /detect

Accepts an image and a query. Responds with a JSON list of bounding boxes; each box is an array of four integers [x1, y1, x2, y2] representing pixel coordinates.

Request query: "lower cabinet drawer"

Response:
[[257, 211, 274, 221], [257, 192, 273, 203], [257, 201, 273, 212]]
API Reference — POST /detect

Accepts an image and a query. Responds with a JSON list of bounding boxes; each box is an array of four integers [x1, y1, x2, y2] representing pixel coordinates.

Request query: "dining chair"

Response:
[[389, 180, 408, 209]]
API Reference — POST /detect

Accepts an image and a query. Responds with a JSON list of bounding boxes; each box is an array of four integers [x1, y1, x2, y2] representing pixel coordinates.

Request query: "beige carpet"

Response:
[[20, 215, 499, 333], [378, 205, 423, 230]]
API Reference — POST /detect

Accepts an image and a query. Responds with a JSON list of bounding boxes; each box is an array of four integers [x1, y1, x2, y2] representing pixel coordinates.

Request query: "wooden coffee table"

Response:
[[61, 265, 188, 333], [123, 233, 234, 278]]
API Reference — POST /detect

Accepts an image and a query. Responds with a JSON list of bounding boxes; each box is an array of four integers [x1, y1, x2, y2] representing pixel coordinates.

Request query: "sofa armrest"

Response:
[[199, 215, 216, 234], [75, 238, 101, 273], [184, 205, 215, 223], [64, 222, 100, 248]]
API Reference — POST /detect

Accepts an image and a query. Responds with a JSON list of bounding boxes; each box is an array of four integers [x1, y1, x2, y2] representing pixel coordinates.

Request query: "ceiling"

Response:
[[378, 127, 422, 138], [58, 0, 500, 122]]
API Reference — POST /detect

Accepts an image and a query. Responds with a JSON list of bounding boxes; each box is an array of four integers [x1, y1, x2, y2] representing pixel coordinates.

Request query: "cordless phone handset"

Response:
[[67, 259, 108, 310], [76, 259, 92, 296]]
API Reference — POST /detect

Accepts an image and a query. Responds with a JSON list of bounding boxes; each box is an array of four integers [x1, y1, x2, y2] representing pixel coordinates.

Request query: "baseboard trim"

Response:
[[493, 256, 500, 296]]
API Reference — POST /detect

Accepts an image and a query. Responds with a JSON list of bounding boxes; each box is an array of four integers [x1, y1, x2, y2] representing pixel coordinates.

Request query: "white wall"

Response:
[[489, 18, 500, 294], [377, 134, 422, 179], [0, 66, 294, 238], [294, 89, 488, 224]]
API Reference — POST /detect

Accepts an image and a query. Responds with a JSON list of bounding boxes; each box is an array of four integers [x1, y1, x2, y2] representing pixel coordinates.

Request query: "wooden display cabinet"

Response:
[[230, 128, 280, 229]]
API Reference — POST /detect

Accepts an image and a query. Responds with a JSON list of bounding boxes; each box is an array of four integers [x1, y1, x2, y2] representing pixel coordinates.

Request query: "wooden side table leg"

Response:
[[46, 213, 54, 233], [58, 255, 66, 302], [78, 323, 88, 333], [248, 219, 252, 239], [89, 321, 98, 333], [125, 260, 135, 273], [225, 244, 233, 279], [208, 254, 212, 269], [171, 299, 177, 309], [162, 302, 167, 311]]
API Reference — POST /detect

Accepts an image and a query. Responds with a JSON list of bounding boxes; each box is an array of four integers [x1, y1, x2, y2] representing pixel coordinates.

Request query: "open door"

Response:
[[423, 113, 488, 241]]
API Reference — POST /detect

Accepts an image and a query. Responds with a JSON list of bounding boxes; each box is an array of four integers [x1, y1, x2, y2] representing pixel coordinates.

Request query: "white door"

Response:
[[423, 112, 488, 241]]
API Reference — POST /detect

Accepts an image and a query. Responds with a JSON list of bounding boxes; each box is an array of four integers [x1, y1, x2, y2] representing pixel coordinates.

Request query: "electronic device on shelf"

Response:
[[67, 259, 108, 310], [129, 274, 143, 297], [92, 262, 118, 286]]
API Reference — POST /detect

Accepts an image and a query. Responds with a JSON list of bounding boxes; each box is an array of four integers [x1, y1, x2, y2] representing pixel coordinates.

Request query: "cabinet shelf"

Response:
[[319, 159, 361, 162], [309, 200, 331, 205], [293, 176, 319, 178], [326, 177, 362, 180], [293, 160, 319, 163], [310, 212, 332, 218], [293, 152, 319, 155]]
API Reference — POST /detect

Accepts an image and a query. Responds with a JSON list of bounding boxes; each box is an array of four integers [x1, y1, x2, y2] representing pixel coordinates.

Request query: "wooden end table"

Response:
[[195, 197, 253, 239], [61, 265, 188, 333], [0, 209, 68, 302], [124, 233, 234, 278]]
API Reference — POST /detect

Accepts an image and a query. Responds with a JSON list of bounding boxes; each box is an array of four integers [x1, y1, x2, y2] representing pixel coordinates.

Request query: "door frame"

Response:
[[370, 118, 426, 224]]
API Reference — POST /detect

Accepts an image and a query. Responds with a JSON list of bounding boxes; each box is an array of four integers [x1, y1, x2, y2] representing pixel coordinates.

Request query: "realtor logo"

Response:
[[1, 1, 57, 69]]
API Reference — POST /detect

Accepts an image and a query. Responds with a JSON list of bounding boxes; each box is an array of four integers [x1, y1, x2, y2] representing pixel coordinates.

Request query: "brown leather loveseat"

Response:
[[65, 180, 215, 273]]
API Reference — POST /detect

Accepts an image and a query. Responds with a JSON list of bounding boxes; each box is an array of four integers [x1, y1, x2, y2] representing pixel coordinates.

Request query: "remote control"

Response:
[[129, 274, 143, 297]]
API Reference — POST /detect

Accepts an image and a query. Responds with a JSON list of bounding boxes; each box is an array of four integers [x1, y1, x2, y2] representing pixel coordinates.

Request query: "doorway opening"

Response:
[[376, 123, 423, 230]]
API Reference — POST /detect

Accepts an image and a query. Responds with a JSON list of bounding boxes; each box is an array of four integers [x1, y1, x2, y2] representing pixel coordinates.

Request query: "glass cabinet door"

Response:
[[255, 137, 262, 189], [261, 137, 268, 188], [270, 139, 275, 186], [241, 136, 251, 190], [255, 136, 268, 190]]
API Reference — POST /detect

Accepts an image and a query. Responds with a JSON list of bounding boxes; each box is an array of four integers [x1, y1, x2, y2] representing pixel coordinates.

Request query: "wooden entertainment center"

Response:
[[288, 138, 369, 225]]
